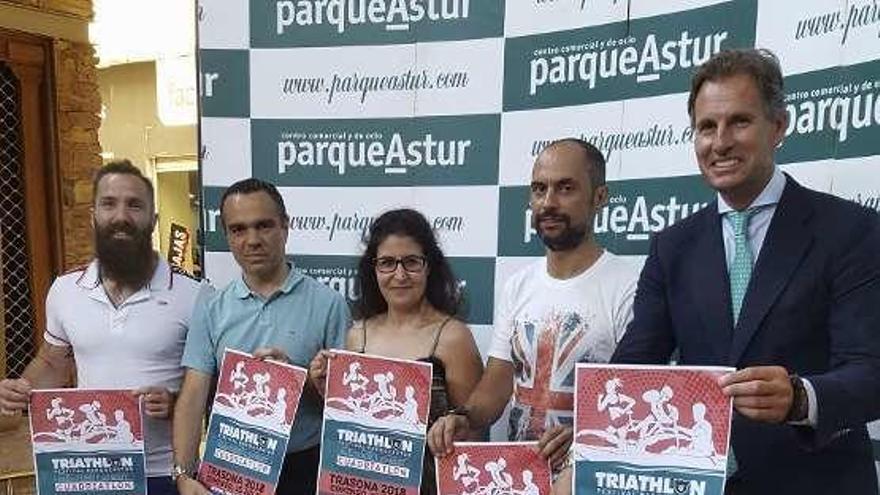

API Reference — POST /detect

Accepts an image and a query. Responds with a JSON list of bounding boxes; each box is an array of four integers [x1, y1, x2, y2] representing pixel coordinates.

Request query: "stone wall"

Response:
[[55, 39, 101, 268], [46, 0, 92, 18]]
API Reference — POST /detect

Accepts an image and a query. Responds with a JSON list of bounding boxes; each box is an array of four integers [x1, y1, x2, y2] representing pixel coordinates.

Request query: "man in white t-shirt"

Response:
[[0, 160, 204, 495], [427, 139, 640, 478]]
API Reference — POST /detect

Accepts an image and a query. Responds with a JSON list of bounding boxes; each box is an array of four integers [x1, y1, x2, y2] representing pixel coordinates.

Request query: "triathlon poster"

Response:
[[198, 349, 307, 495], [574, 364, 735, 495], [317, 350, 433, 495], [435, 442, 551, 495], [29, 389, 146, 495]]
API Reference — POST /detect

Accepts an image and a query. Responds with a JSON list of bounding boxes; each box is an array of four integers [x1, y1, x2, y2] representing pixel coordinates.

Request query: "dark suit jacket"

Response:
[[612, 176, 880, 495]]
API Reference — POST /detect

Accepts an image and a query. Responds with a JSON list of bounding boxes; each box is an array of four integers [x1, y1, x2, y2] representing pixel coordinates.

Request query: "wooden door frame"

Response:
[[0, 27, 64, 358]]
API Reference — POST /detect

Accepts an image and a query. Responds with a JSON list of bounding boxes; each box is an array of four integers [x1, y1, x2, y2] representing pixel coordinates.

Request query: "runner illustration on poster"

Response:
[[197, 349, 307, 495], [435, 442, 552, 495], [573, 364, 734, 495], [29, 389, 147, 495], [318, 350, 433, 495]]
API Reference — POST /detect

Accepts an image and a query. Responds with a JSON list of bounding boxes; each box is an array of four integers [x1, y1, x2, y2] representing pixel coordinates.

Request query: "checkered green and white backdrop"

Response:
[[197, 0, 880, 453]]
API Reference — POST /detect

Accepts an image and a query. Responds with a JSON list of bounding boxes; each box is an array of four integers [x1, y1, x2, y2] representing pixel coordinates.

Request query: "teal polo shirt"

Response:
[[182, 266, 350, 452]]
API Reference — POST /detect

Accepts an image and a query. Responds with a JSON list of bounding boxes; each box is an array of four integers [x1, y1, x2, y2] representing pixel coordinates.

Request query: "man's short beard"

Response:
[[94, 222, 155, 286], [533, 214, 588, 252]]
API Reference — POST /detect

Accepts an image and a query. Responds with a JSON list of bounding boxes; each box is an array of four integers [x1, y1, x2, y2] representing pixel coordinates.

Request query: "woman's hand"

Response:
[[308, 350, 335, 396]]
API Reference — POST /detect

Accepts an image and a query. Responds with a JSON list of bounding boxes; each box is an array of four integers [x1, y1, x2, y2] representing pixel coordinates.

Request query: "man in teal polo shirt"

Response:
[[172, 178, 350, 495]]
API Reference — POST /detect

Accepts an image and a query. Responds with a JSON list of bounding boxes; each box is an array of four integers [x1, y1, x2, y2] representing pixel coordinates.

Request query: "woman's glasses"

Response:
[[373, 255, 427, 273]]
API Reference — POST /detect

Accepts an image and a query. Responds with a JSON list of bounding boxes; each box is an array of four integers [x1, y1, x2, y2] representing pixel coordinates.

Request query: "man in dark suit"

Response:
[[612, 48, 880, 494]]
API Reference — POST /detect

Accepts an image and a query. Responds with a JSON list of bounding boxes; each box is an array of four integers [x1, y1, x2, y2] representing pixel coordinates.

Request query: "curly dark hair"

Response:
[[356, 208, 460, 320]]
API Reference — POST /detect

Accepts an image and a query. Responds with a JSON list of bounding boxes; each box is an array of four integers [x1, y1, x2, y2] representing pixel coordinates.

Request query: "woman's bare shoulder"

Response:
[[436, 317, 479, 352]]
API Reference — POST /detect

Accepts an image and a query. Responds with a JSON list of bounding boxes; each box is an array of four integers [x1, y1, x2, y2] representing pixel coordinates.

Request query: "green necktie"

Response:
[[728, 209, 755, 325], [725, 208, 756, 480]]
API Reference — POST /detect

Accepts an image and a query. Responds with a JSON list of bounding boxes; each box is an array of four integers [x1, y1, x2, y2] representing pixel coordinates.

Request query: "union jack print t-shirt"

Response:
[[488, 252, 640, 441]]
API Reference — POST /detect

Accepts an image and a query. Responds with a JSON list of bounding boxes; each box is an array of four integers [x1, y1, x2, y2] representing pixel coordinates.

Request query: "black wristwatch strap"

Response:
[[785, 374, 808, 422], [447, 405, 470, 419], [172, 461, 198, 483]]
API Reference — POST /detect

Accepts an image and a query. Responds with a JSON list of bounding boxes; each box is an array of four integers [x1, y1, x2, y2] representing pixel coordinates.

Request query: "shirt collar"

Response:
[[717, 167, 786, 214], [232, 263, 301, 299], [148, 259, 174, 291], [76, 260, 102, 289]]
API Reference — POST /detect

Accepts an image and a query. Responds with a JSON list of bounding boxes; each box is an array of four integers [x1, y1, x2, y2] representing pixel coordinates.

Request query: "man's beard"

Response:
[[94, 221, 155, 286], [533, 212, 588, 252]]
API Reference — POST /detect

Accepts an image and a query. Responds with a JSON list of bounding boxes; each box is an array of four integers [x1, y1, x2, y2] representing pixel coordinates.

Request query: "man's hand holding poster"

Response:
[[318, 350, 432, 495], [30, 389, 146, 495], [435, 442, 551, 495], [574, 364, 735, 495], [198, 349, 307, 495]]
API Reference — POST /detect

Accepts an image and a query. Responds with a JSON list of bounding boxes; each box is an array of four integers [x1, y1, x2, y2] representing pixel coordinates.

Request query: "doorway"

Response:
[[0, 30, 61, 379], [152, 155, 201, 277]]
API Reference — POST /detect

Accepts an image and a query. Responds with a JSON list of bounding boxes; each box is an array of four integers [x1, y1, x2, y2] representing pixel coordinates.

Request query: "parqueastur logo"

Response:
[[250, 0, 504, 47], [498, 175, 714, 257], [778, 59, 880, 165], [503, 0, 755, 111], [251, 115, 500, 186]]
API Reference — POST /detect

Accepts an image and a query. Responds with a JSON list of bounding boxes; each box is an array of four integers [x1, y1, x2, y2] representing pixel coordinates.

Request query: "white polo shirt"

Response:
[[44, 258, 205, 477]]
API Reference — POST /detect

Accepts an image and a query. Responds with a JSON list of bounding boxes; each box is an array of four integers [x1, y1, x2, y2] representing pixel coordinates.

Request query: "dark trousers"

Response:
[[147, 476, 178, 495], [725, 478, 748, 495], [277, 445, 321, 495]]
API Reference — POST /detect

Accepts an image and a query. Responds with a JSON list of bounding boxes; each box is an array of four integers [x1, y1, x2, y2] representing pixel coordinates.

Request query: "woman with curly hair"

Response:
[[310, 208, 483, 494]]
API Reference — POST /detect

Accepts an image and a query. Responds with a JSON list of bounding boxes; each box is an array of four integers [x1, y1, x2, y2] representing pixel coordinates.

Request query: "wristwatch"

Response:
[[446, 405, 471, 421], [171, 463, 196, 483], [785, 374, 808, 422]]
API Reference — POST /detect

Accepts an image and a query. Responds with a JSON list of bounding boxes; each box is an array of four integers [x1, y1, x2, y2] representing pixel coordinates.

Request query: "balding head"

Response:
[[530, 138, 609, 252], [537, 138, 606, 192]]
